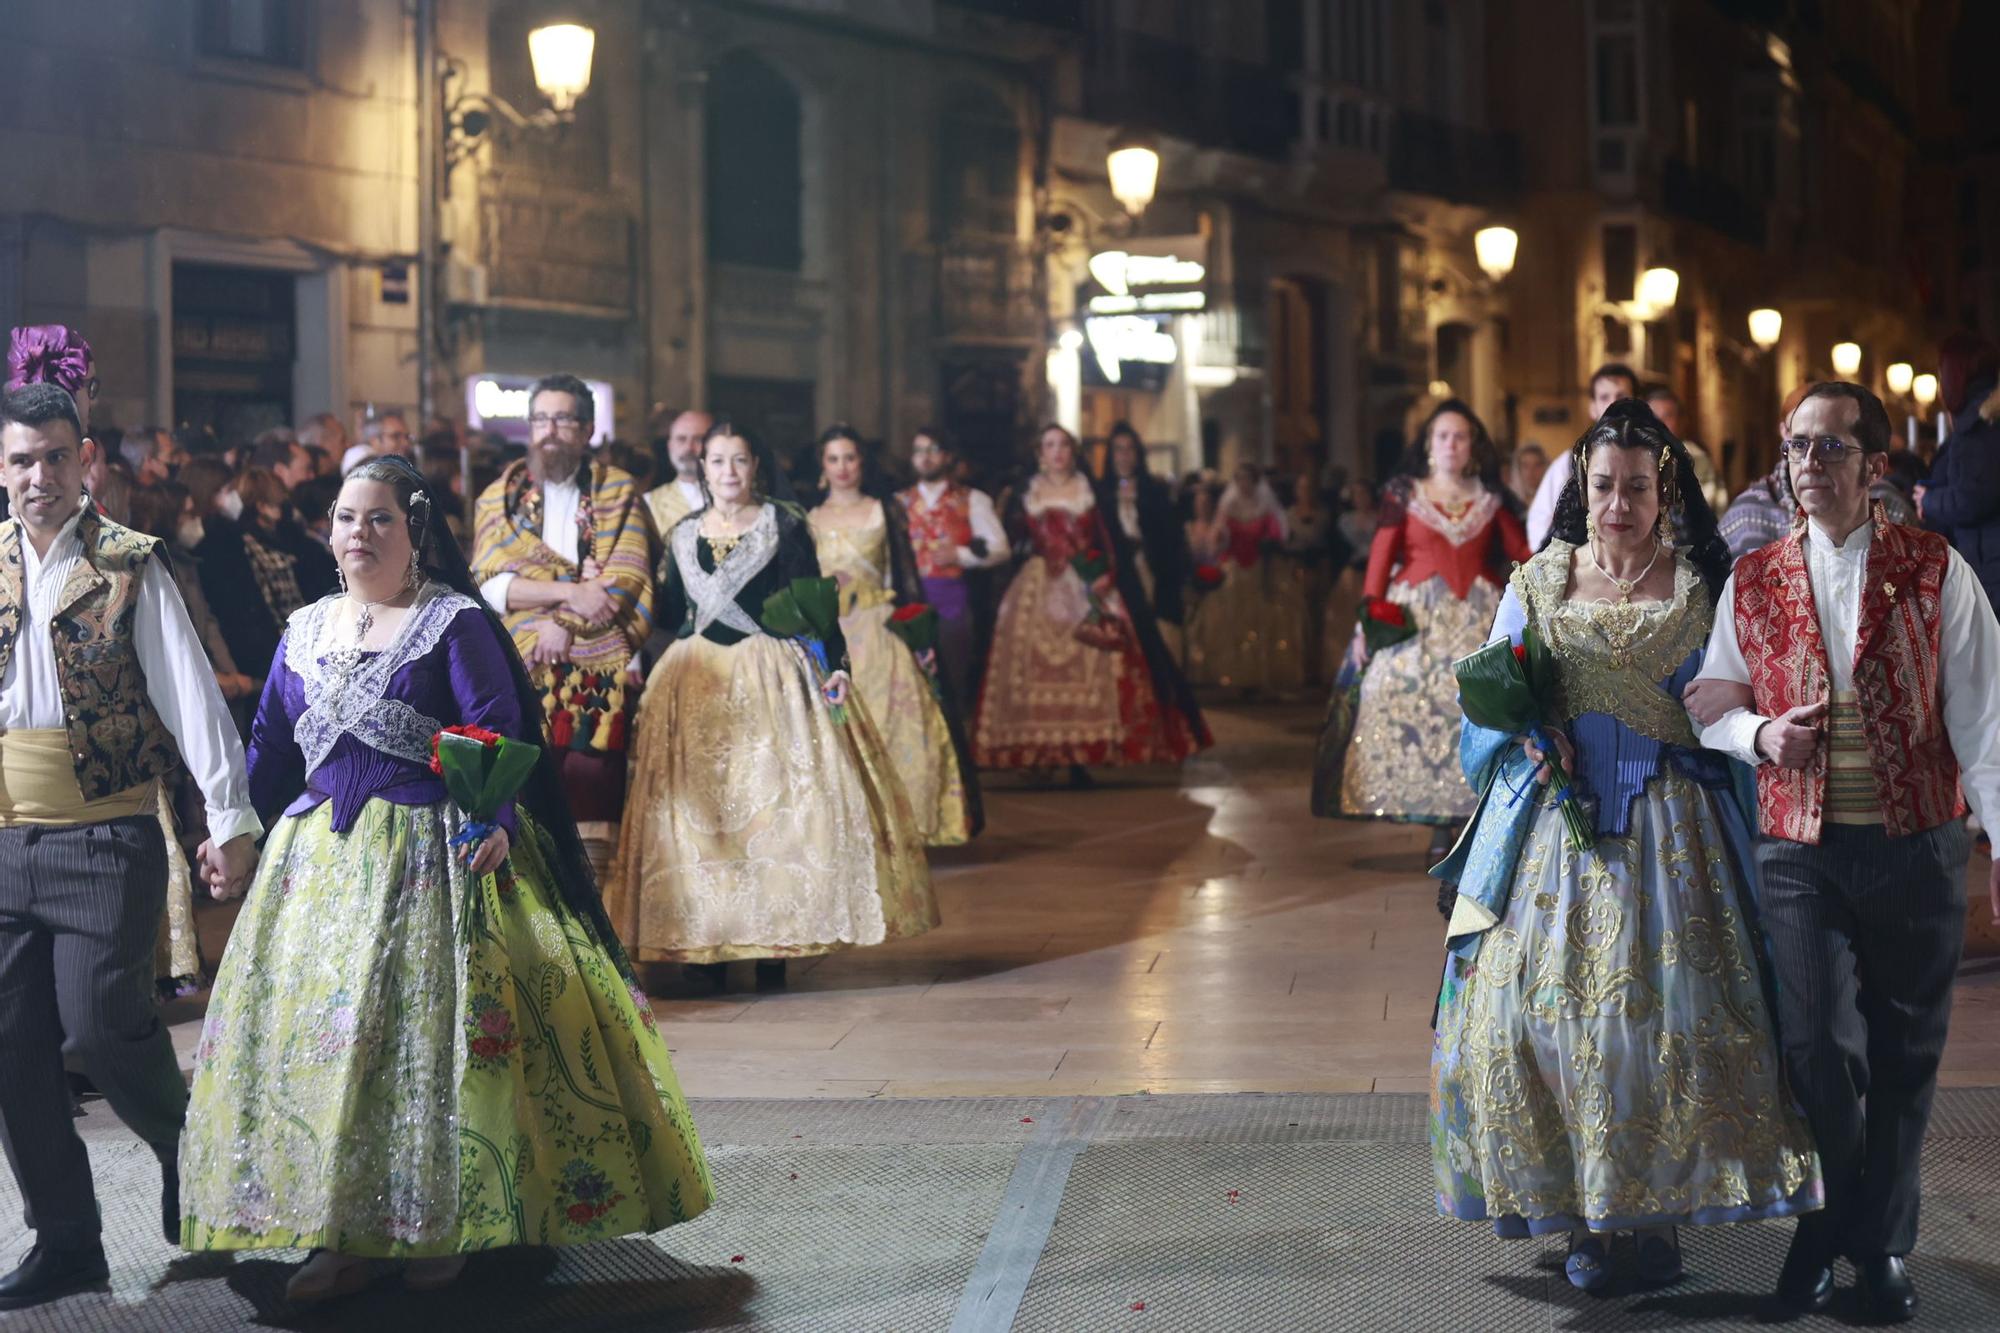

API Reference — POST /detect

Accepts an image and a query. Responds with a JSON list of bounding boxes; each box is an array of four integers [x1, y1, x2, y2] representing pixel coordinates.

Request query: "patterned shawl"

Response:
[[471, 456, 654, 672]]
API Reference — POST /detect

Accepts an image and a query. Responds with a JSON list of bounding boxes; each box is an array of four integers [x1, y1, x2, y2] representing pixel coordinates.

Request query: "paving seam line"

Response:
[[946, 1095, 1112, 1333]]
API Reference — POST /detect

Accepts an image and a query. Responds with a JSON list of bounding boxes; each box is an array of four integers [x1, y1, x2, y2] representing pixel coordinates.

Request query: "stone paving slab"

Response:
[[7, 1092, 2000, 1331]]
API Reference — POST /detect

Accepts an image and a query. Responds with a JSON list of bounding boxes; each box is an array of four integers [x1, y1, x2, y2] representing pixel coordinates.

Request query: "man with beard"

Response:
[[471, 374, 653, 881], [896, 426, 1008, 707], [644, 408, 711, 536]]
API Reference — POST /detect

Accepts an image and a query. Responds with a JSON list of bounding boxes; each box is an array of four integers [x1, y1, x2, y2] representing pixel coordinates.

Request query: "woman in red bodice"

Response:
[[1313, 399, 1530, 861], [1184, 462, 1308, 694], [975, 425, 1209, 781]]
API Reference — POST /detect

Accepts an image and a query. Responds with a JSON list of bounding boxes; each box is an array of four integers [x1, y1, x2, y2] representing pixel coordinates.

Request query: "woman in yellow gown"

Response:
[[808, 426, 981, 846], [609, 423, 937, 991]]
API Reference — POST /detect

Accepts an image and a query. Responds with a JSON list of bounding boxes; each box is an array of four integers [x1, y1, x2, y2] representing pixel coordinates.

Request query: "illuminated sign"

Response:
[[1085, 315, 1178, 385], [465, 373, 616, 444], [1085, 238, 1208, 319]]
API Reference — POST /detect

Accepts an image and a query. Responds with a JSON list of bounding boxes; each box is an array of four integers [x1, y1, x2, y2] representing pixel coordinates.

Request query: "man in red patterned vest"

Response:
[[1685, 381, 2000, 1322], [896, 426, 1008, 707]]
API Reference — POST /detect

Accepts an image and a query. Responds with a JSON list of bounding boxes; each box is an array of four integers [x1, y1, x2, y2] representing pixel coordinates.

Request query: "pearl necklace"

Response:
[[1589, 539, 1664, 604]]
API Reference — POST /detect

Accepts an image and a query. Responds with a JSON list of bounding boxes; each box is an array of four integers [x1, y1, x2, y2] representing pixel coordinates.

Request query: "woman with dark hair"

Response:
[[1094, 422, 1189, 655], [808, 425, 982, 845], [1183, 460, 1306, 694], [610, 422, 936, 990], [178, 456, 712, 1302], [975, 424, 1210, 780], [1314, 400, 1531, 861], [234, 465, 309, 622], [1428, 399, 1818, 1292]]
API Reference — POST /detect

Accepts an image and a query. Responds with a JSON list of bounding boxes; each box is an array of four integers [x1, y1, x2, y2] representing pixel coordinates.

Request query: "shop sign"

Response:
[[465, 373, 616, 444], [1083, 315, 1178, 387], [1084, 237, 1208, 315]]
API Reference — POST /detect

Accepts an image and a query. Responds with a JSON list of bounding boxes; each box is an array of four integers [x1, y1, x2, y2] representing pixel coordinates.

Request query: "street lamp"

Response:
[[1748, 308, 1783, 351], [1637, 265, 1680, 318], [1914, 373, 1938, 409], [1106, 130, 1160, 217], [1474, 226, 1519, 283], [527, 23, 595, 112], [1831, 341, 1863, 377], [417, 6, 599, 522], [1886, 361, 1914, 396]]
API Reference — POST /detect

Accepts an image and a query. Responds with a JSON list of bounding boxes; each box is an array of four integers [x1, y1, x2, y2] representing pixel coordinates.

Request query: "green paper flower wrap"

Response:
[[762, 575, 848, 723], [1452, 625, 1593, 850]]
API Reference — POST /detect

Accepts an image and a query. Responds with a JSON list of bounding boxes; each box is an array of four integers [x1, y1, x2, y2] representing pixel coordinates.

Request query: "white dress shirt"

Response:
[[1525, 452, 1571, 549], [1694, 519, 2000, 828], [479, 474, 581, 614], [0, 506, 263, 844], [913, 480, 1009, 569]]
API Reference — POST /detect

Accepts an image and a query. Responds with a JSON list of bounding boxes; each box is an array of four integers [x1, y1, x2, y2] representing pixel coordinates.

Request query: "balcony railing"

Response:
[[1661, 157, 1765, 246], [1387, 111, 1521, 204]]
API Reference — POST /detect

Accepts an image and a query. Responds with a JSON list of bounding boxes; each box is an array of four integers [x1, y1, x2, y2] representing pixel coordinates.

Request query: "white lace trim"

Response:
[[287, 583, 476, 777], [1407, 487, 1499, 547], [674, 503, 775, 637]]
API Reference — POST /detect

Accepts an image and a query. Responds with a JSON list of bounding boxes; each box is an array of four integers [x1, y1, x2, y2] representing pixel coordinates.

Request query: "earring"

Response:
[[1586, 511, 1599, 545], [406, 547, 421, 589], [336, 564, 348, 595], [818, 473, 830, 491]]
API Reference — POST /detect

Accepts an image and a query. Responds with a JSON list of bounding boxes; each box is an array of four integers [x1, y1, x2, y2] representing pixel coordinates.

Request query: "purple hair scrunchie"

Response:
[[6, 324, 93, 394]]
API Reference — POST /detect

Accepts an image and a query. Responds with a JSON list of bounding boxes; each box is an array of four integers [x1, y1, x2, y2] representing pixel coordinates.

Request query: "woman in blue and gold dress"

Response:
[[609, 422, 936, 990], [1429, 401, 1820, 1291]]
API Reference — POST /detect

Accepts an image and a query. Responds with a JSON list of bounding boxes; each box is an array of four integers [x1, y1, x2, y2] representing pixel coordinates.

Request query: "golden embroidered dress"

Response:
[[1182, 509, 1307, 693], [809, 499, 976, 846], [1316, 479, 1530, 822], [1429, 543, 1821, 1236], [608, 503, 937, 963], [180, 586, 712, 1256]]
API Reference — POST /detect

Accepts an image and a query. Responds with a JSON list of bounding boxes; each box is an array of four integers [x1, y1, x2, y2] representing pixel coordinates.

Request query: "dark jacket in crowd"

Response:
[[271, 514, 339, 601], [1922, 376, 2000, 609], [1095, 471, 1190, 625], [194, 513, 285, 680]]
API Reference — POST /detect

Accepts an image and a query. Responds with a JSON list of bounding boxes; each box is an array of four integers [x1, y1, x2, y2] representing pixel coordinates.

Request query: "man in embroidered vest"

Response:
[[471, 374, 652, 883], [896, 426, 1008, 707], [1686, 381, 2000, 1322], [643, 408, 710, 536], [0, 385, 261, 1310]]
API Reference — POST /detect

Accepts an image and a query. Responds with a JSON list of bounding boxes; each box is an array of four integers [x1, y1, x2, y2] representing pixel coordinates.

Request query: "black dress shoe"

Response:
[[1855, 1255, 1918, 1324], [1773, 1226, 1834, 1315], [161, 1156, 181, 1246], [0, 1242, 110, 1311]]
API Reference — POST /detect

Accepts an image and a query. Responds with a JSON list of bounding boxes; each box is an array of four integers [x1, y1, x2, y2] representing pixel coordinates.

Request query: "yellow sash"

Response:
[[0, 729, 158, 826]]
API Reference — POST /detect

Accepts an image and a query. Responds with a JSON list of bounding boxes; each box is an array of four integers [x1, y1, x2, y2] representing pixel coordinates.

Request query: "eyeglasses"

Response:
[[1780, 435, 1858, 464], [530, 413, 585, 433]]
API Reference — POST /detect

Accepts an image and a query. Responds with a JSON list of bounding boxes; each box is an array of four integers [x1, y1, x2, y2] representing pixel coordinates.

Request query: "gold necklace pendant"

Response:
[[708, 529, 745, 562]]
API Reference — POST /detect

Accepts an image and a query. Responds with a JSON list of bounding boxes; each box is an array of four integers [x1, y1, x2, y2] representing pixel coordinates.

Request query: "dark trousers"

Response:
[[924, 575, 978, 710], [0, 816, 183, 1247], [1757, 819, 1970, 1260]]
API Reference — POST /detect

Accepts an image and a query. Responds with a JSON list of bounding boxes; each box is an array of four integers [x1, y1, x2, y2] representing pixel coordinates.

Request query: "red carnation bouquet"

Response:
[[1192, 563, 1224, 592], [1360, 596, 1417, 656], [1068, 548, 1126, 652], [886, 603, 947, 698], [430, 724, 542, 866]]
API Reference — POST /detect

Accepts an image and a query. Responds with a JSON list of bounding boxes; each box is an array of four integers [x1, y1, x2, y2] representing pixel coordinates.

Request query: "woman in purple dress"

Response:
[[178, 458, 712, 1303]]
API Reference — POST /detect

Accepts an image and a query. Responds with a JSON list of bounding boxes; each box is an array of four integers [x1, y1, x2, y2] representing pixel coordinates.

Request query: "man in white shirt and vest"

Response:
[[1686, 381, 2000, 1322], [0, 384, 261, 1310], [896, 426, 1008, 707]]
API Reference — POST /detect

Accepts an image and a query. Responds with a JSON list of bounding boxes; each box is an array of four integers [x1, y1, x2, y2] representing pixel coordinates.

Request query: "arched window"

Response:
[[706, 51, 803, 270], [935, 86, 1020, 240]]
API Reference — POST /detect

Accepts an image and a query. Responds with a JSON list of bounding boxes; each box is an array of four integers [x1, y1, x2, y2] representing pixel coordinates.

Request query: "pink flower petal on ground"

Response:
[[1226, 1190, 1240, 1203], [1130, 1301, 1146, 1312], [1021, 1117, 1035, 1124], [730, 1255, 746, 1264]]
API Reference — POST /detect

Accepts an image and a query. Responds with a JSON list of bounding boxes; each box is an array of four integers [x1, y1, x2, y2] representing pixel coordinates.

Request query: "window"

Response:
[[200, 0, 306, 68], [936, 88, 1021, 239], [706, 52, 804, 271], [1602, 223, 1637, 304], [1594, 34, 1638, 127]]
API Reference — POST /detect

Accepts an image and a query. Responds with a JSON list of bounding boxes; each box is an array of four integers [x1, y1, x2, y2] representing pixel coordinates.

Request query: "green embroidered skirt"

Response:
[[179, 798, 714, 1256]]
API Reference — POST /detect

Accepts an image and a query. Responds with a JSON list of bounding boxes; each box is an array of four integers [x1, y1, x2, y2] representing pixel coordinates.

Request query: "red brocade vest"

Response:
[[1734, 512, 1963, 844], [899, 484, 975, 581]]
